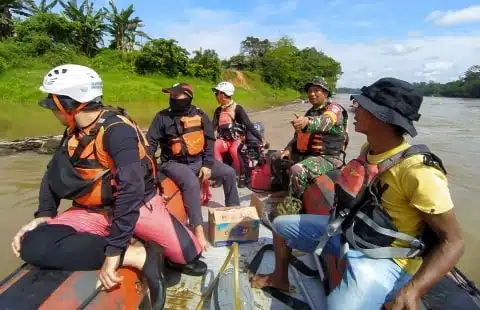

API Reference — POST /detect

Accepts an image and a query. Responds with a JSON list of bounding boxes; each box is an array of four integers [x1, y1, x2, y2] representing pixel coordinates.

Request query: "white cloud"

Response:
[[155, 7, 480, 87], [426, 5, 480, 26]]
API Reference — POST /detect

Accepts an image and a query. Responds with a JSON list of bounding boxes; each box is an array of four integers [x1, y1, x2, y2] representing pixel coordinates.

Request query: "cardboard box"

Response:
[[250, 192, 288, 219], [208, 207, 260, 247]]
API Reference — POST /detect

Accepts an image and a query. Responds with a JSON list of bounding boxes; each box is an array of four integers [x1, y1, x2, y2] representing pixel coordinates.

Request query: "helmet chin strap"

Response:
[[52, 95, 88, 130]]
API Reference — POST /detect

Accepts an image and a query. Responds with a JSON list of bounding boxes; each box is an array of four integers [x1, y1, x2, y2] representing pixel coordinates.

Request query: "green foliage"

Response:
[[188, 48, 221, 82], [60, 0, 107, 57], [135, 39, 189, 76], [297, 47, 342, 92], [0, 56, 7, 74], [91, 49, 138, 72], [256, 36, 342, 91], [260, 37, 301, 88], [413, 65, 480, 99], [239, 36, 271, 71], [40, 44, 88, 66], [15, 12, 74, 45], [104, 0, 148, 51], [223, 54, 249, 70], [23, 32, 53, 55], [1, 3, 344, 93], [0, 39, 32, 67]]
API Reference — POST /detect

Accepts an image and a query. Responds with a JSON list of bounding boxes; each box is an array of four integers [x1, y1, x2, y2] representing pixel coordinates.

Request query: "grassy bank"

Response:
[[0, 68, 298, 139]]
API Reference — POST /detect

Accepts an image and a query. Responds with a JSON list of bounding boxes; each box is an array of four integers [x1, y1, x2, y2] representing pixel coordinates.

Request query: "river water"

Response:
[[0, 94, 478, 284]]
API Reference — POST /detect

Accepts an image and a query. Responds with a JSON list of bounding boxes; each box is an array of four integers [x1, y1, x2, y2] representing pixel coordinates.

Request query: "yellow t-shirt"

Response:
[[363, 139, 454, 274]]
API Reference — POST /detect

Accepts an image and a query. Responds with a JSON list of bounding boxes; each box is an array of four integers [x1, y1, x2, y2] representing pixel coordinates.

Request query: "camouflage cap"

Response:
[[304, 76, 331, 96]]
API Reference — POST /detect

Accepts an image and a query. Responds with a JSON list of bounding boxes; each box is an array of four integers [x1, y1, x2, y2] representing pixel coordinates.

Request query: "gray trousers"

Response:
[[160, 160, 240, 227]]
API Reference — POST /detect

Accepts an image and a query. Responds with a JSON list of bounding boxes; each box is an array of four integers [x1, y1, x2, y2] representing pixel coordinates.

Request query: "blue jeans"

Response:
[[273, 214, 413, 310]]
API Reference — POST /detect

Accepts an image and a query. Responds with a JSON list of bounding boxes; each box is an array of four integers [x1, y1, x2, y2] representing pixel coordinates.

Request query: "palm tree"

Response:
[[104, 0, 149, 51], [24, 0, 59, 15], [59, 0, 106, 56], [0, 0, 30, 38]]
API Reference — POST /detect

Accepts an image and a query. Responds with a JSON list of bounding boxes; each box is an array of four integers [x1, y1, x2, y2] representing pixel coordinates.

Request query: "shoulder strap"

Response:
[[377, 144, 446, 174], [69, 110, 123, 164]]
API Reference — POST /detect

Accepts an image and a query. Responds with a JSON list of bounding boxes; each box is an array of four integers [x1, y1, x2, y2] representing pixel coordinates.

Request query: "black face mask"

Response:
[[169, 97, 192, 114]]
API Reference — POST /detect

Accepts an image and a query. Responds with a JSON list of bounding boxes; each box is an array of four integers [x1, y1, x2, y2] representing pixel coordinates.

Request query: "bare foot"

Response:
[[249, 273, 290, 292]]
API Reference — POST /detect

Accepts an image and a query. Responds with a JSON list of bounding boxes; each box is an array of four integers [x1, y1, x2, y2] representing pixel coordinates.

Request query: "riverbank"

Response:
[[0, 100, 302, 156], [0, 68, 299, 140]]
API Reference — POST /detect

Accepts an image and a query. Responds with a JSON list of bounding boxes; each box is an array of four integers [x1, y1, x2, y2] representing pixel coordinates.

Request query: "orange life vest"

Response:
[[170, 115, 206, 156], [313, 144, 446, 259], [217, 103, 245, 140], [295, 103, 348, 156], [48, 109, 156, 209]]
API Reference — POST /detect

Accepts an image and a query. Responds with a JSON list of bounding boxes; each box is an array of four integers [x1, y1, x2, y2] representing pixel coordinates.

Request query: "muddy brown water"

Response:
[[0, 94, 478, 284]]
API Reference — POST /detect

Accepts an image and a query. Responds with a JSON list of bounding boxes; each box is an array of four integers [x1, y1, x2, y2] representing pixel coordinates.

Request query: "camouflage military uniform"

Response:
[[288, 102, 347, 198], [272, 77, 348, 216]]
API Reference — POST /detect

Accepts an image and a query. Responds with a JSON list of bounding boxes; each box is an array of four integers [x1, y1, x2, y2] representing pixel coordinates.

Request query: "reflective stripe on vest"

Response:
[[314, 144, 447, 259], [170, 114, 206, 156]]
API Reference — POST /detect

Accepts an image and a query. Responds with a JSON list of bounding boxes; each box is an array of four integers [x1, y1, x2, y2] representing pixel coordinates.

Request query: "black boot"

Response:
[[165, 256, 207, 276], [238, 175, 247, 188], [142, 242, 166, 310]]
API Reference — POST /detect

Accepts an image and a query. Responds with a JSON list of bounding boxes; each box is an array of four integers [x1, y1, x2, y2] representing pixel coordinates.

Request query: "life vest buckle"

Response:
[[339, 209, 349, 217], [410, 239, 425, 251]]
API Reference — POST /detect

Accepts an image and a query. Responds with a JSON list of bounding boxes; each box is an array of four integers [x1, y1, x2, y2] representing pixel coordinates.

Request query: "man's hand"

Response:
[[12, 217, 51, 257], [199, 167, 212, 182], [99, 255, 124, 290], [195, 225, 208, 252], [291, 113, 309, 132], [384, 284, 420, 310], [280, 150, 291, 160]]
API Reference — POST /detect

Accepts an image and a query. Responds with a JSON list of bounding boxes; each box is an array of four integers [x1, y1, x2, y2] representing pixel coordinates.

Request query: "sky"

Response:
[[60, 0, 480, 87]]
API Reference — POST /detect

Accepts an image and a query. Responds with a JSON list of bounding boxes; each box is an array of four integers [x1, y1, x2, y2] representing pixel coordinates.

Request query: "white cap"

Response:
[[39, 64, 103, 103], [212, 81, 235, 97]]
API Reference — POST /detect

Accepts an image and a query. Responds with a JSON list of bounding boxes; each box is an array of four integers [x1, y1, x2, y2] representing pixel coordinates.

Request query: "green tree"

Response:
[[0, 0, 31, 38], [15, 12, 74, 44], [240, 36, 271, 71], [104, 0, 149, 51], [297, 47, 342, 92], [188, 48, 221, 82], [14, 12, 76, 56], [260, 36, 300, 88], [135, 38, 189, 76], [464, 65, 480, 82], [224, 54, 249, 70], [59, 0, 106, 57], [23, 0, 59, 15]]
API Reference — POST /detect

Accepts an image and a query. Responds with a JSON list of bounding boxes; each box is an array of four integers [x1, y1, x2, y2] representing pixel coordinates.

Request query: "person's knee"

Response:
[[20, 227, 52, 265], [289, 163, 303, 178], [222, 164, 236, 179], [273, 215, 298, 239], [182, 174, 200, 192]]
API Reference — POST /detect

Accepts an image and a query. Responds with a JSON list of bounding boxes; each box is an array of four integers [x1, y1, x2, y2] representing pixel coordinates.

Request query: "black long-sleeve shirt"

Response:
[[212, 104, 263, 141], [146, 106, 215, 168], [35, 123, 155, 256]]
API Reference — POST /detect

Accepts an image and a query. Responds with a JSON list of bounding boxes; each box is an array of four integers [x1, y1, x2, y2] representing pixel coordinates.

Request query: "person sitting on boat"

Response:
[[212, 81, 265, 188], [10, 65, 205, 310], [146, 82, 241, 251], [250, 77, 465, 310], [270, 76, 348, 213]]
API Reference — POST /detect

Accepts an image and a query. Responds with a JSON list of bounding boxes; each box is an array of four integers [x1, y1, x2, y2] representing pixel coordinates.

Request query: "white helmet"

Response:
[[212, 81, 235, 97], [39, 64, 103, 103]]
